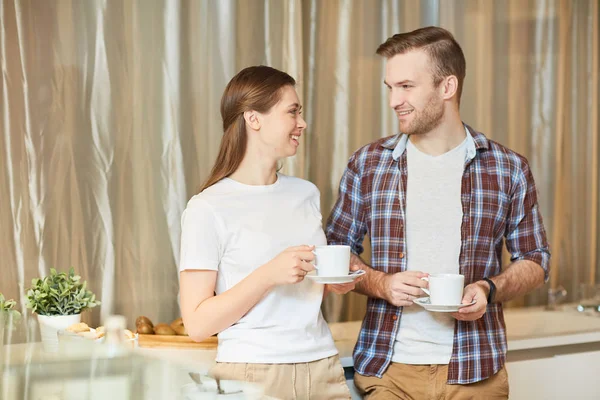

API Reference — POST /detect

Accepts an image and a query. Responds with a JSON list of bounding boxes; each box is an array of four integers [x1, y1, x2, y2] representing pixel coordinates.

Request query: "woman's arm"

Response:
[[180, 245, 316, 342], [180, 269, 273, 341]]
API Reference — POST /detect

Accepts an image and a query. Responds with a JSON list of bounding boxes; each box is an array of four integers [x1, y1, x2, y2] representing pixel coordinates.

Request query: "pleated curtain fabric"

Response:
[[1, 0, 598, 324]]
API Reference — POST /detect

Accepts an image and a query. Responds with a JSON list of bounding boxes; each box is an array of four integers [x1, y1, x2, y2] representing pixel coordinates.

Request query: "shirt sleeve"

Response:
[[325, 151, 368, 256], [504, 158, 551, 281], [179, 199, 222, 272]]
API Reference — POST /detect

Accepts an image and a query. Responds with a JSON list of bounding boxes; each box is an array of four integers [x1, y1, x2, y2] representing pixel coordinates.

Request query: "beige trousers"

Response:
[[354, 363, 509, 400], [210, 354, 352, 400]]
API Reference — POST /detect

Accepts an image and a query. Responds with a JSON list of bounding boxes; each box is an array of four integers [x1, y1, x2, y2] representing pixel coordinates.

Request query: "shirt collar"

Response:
[[383, 124, 481, 161]]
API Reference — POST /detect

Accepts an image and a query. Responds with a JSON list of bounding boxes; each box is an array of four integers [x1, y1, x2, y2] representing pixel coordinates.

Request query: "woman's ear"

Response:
[[243, 110, 261, 131]]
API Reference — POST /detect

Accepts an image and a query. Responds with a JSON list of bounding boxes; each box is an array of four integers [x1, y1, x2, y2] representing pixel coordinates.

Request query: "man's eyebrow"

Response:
[[384, 80, 415, 86]]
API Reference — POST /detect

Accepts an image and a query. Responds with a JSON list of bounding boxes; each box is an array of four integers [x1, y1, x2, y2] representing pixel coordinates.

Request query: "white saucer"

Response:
[[413, 297, 476, 312], [306, 269, 366, 284]]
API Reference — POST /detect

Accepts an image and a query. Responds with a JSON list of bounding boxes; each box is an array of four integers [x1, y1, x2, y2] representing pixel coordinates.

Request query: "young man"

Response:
[[326, 26, 550, 399]]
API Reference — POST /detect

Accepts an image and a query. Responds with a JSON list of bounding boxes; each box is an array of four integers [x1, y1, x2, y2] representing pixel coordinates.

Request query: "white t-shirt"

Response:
[[179, 173, 337, 364], [392, 135, 468, 364]]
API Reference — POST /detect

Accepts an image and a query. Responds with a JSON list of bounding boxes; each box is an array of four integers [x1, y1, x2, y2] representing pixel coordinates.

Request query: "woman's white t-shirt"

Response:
[[179, 173, 337, 363]]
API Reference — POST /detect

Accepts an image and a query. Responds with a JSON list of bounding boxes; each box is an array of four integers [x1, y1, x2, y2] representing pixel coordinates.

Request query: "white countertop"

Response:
[[4, 307, 599, 400], [135, 305, 600, 371], [5, 307, 599, 399], [330, 306, 600, 367]]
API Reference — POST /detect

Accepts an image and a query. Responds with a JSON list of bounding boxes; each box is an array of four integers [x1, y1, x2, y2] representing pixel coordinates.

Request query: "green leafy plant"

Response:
[[1, 292, 21, 315], [0, 293, 18, 313], [25, 268, 101, 316], [0, 292, 21, 326]]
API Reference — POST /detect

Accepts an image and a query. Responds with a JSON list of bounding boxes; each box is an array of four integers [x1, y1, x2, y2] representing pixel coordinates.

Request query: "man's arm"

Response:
[[351, 254, 428, 307], [484, 260, 545, 303], [491, 157, 550, 299], [350, 254, 386, 299], [455, 158, 550, 320], [325, 152, 368, 256], [455, 259, 545, 321], [325, 150, 428, 307]]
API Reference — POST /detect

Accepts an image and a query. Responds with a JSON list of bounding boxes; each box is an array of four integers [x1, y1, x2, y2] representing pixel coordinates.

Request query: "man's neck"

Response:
[[408, 118, 466, 156]]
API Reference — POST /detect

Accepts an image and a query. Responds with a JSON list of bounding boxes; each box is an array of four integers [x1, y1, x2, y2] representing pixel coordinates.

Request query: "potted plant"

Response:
[[1, 292, 21, 333], [0, 293, 21, 317], [1, 293, 21, 351], [25, 268, 100, 352]]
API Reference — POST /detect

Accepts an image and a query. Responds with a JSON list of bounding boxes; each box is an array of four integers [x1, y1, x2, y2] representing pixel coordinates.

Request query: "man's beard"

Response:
[[400, 94, 444, 136]]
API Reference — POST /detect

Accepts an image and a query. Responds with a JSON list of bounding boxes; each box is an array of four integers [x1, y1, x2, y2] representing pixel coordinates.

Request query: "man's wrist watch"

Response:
[[482, 277, 496, 304]]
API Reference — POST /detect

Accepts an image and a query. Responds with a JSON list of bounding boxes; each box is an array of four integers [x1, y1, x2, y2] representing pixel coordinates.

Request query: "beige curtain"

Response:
[[1, 0, 598, 326]]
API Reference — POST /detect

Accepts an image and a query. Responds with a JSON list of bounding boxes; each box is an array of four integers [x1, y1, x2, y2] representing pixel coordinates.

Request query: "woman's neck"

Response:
[[229, 151, 278, 186]]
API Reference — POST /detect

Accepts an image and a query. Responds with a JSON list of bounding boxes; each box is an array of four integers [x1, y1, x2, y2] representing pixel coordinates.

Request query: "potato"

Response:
[[135, 316, 154, 328], [153, 324, 176, 335], [170, 317, 188, 336], [172, 324, 187, 336], [136, 323, 154, 334]]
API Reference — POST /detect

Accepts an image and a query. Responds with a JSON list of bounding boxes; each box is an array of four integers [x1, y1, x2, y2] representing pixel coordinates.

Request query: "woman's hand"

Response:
[[260, 245, 316, 286]]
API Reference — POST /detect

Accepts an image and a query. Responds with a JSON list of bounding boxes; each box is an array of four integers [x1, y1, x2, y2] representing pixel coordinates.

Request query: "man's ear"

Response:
[[441, 75, 458, 101], [244, 110, 261, 130]]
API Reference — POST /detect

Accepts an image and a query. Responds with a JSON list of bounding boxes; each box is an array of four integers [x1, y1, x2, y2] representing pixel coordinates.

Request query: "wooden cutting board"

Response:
[[138, 334, 218, 349]]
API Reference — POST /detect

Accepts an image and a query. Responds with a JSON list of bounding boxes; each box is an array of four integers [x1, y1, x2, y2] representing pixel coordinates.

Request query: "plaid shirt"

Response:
[[325, 125, 550, 384]]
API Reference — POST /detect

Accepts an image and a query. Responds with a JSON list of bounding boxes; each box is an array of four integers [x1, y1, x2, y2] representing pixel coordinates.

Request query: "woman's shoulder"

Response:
[[278, 174, 319, 193], [187, 179, 236, 206], [183, 193, 215, 216], [278, 173, 317, 189], [185, 181, 229, 211]]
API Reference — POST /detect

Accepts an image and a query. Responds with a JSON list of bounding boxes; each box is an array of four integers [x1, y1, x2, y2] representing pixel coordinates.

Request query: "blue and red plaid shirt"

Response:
[[325, 125, 550, 384]]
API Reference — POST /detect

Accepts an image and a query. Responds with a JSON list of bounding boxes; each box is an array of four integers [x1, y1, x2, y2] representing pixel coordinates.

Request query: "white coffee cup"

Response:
[[313, 245, 351, 277], [421, 274, 464, 305]]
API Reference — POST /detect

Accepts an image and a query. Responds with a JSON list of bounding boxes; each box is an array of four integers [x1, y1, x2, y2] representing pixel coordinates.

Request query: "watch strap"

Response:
[[483, 277, 496, 304]]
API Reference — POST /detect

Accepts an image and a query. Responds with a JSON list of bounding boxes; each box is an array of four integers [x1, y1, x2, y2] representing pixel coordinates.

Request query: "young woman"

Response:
[[179, 66, 353, 399]]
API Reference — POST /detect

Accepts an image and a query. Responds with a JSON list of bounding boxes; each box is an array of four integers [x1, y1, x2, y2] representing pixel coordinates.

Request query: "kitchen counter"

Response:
[[329, 305, 600, 368], [136, 305, 600, 370], [5, 305, 598, 399], [136, 305, 600, 399]]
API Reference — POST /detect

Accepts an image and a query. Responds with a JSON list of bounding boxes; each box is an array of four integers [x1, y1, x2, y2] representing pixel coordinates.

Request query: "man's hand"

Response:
[[325, 281, 357, 295], [451, 281, 488, 321], [384, 271, 429, 307], [324, 266, 364, 295]]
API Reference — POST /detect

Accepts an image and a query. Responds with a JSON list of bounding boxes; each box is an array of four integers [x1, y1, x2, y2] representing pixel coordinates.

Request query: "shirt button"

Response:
[[392, 315, 398, 320], [399, 252, 405, 259]]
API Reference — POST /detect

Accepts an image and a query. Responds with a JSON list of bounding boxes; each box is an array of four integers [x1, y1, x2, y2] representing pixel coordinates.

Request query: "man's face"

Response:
[[384, 50, 445, 136]]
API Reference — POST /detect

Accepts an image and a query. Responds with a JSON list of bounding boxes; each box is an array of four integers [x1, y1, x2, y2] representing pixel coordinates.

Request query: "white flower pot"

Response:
[[37, 313, 81, 353]]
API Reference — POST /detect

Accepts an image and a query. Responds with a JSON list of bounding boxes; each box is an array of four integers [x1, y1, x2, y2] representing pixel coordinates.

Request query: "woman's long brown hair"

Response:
[[199, 66, 296, 192]]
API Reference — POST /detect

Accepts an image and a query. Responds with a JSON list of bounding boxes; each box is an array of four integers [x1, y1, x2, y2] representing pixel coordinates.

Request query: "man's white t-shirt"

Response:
[[179, 173, 337, 364], [392, 135, 468, 364]]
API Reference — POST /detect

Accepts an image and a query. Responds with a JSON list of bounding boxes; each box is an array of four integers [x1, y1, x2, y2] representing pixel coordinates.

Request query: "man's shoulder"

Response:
[[486, 139, 530, 170], [470, 129, 531, 171], [350, 134, 399, 162]]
